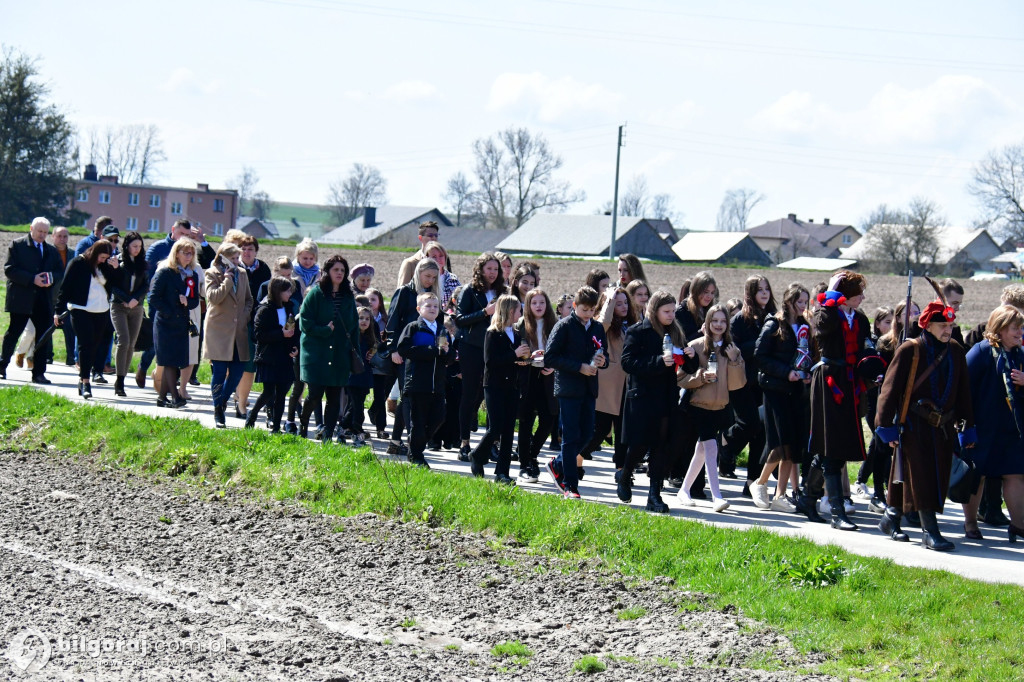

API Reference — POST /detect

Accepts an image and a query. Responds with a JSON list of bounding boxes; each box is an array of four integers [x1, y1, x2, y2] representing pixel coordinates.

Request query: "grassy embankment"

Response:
[[1, 386, 1021, 681]]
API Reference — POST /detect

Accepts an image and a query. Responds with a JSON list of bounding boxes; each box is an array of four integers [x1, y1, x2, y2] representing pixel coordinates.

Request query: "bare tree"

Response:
[[85, 124, 165, 183], [227, 166, 260, 214], [441, 171, 478, 227], [715, 188, 765, 232], [250, 190, 275, 221], [969, 141, 1024, 243], [858, 197, 944, 274], [650, 193, 679, 223], [617, 175, 649, 217], [472, 126, 585, 229], [326, 163, 388, 225]]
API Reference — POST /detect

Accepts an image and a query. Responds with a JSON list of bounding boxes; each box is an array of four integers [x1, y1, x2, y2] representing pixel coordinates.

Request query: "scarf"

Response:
[[992, 344, 1024, 437], [293, 261, 320, 287], [177, 266, 197, 300]]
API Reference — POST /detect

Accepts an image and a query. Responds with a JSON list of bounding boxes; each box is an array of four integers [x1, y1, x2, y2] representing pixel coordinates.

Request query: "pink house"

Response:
[[68, 164, 238, 237]]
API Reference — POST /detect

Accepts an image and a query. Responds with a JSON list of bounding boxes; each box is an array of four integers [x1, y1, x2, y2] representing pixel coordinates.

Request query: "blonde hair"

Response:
[[488, 294, 522, 332], [223, 229, 248, 246], [423, 241, 448, 272], [294, 237, 319, 261], [214, 242, 241, 266], [416, 291, 439, 307], [984, 305, 1024, 346], [159, 237, 199, 272], [412, 258, 440, 294]]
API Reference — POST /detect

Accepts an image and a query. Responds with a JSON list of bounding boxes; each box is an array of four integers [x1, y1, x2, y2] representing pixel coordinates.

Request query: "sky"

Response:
[[5, 0, 1023, 231]]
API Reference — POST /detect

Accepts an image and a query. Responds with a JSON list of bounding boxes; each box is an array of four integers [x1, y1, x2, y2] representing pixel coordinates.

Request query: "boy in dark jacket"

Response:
[[396, 292, 452, 467], [544, 286, 607, 498]]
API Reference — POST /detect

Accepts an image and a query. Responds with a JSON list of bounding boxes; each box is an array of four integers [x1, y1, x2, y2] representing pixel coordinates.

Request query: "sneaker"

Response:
[[495, 474, 516, 486], [667, 477, 684, 489], [426, 440, 442, 450], [817, 498, 831, 516], [868, 496, 887, 513], [712, 498, 731, 513], [844, 497, 856, 514], [284, 421, 298, 436], [352, 435, 366, 447], [563, 488, 581, 500], [853, 482, 872, 500], [614, 469, 633, 503], [386, 441, 403, 455], [458, 444, 472, 462], [518, 468, 539, 484], [751, 483, 771, 509], [770, 496, 797, 513], [547, 457, 566, 493], [676, 489, 696, 506]]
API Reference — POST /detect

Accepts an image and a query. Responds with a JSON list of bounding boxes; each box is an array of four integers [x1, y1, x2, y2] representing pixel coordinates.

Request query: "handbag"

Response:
[[339, 316, 365, 375], [948, 454, 979, 504], [368, 348, 394, 375]]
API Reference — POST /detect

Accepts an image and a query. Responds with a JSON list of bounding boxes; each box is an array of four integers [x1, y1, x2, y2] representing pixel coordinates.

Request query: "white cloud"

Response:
[[487, 72, 622, 124], [160, 67, 221, 95], [750, 76, 1017, 147]]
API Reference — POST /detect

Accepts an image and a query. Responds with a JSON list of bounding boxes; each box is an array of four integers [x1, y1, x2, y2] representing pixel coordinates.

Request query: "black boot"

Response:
[[244, 410, 258, 429], [214, 404, 226, 429], [114, 376, 127, 397], [795, 492, 827, 523], [879, 506, 909, 542], [920, 510, 954, 551], [615, 468, 633, 503], [645, 477, 669, 514], [825, 471, 858, 531]]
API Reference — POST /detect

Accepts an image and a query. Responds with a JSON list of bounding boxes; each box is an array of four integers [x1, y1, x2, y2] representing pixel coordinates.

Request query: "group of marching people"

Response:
[[4, 216, 1023, 552]]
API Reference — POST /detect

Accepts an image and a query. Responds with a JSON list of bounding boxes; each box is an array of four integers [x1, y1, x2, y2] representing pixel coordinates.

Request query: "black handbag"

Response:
[[339, 317, 365, 375], [947, 454, 980, 504], [368, 349, 394, 375]]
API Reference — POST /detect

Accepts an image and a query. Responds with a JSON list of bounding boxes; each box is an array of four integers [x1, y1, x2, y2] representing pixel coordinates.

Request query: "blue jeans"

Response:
[[210, 360, 245, 409], [557, 394, 595, 493]]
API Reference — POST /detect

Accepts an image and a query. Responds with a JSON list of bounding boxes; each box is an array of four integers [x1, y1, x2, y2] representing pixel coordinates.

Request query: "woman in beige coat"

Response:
[[677, 303, 745, 512], [204, 243, 253, 428]]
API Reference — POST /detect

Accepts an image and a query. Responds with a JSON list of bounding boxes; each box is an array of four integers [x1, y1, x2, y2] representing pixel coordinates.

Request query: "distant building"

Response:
[[671, 231, 772, 267], [747, 213, 860, 263], [236, 216, 280, 239], [495, 214, 680, 262], [439, 226, 514, 254], [320, 206, 453, 246], [841, 225, 1002, 277], [776, 256, 859, 271], [68, 164, 238, 236]]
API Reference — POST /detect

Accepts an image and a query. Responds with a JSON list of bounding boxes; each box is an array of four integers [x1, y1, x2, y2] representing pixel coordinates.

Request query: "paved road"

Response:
[[3, 362, 1021, 586]]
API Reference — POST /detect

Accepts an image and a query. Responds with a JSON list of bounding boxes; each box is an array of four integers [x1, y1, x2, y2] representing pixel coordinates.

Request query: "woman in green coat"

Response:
[[298, 254, 359, 442]]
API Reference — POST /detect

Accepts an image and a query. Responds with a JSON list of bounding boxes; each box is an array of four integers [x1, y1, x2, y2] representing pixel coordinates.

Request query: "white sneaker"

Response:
[[676, 489, 696, 506], [818, 497, 831, 516], [868, 496, 887, 513], [518, 469, 539, 484], [770, 496, 797, 513], [751, 483, 771, 509], [844, 497, 856, 514], [853, 482, 872, 500], [712, 497, 730, 513]]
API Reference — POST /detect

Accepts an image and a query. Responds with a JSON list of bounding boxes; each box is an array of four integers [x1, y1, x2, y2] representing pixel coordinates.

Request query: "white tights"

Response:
[[683, 438, 723, 500]]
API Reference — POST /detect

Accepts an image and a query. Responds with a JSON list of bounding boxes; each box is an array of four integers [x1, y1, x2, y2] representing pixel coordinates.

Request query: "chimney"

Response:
[[787, 213, 797, 222], [363, 206, 377, 228], [808, 218, 814, 223], [824, 218, 831, 225], [99, 174, 119, 184], [197, 183, 209, 192], [83, 164, 98, 181]]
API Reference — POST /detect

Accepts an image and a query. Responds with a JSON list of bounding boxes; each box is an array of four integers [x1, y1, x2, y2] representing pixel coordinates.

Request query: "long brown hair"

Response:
[[742, 275, 777, 323], [520, 288, 557, 349], [774, 283, 810, 340], [700, 303, 733, 351], [618, 253, 647, 284], [647, 290, 687, 347], [878, 300, 918, 353], [606, 286, 639, 341], [686, 271, 718, 322], [470, 252, 506, 295]]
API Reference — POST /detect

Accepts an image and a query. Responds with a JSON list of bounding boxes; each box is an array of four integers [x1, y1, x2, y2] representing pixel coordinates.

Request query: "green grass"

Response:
[[572, 655, 607, 674], [615, 605, 647, 621], [1, 387, 1023, 682], [490, 640, 533, 668]]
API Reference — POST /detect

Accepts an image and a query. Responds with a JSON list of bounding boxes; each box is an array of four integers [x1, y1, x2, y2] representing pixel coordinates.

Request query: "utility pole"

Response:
[[609, 123, 625, 260]]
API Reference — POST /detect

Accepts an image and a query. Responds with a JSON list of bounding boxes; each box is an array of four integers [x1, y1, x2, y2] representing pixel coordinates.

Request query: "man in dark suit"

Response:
[[1, 218, 61, 383]]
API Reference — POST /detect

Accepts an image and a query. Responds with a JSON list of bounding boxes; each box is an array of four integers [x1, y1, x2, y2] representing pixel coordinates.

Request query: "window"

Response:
[[170, 202, 183, 215], [213, 222, 224, 236], [77, 189, 89, 202], [149, 194, 161, 208], [842, 233, 853, 245], [98, 190, 111, 204], [128, 192, 139, 206], [125, 217, 138, 231], [148, 218, 160, 233], [213, 198, 224, 213]]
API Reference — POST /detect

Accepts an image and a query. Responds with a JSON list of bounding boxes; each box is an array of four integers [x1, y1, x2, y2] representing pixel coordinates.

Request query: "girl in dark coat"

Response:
[[621, 290, 698, 512], [471, 294, 531, 483], [726, 275, 775, 482], [147, 238, 201, 408], [109, 231, 149, 397], [513, 287, 558, 483], [855, 305, 898, 508], [454, 252, 506, 459], [56, 240, 116, 398], [963, 305, 1024, 543], [807, 271, 873, 531], [750, 283, 812, 512], [340, 306, 377, 445], [365, 287, 391, 439], [246, 276, 300, 433]]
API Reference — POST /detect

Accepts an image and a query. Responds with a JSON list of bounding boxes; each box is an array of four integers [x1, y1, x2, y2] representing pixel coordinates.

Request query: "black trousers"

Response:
[[857, 434, 892, 499], [368, 373, 392, 433], [670, 407, 706, 495], [581, 410, 626, 466], [437, 375, 463, 447], [409, 391, 445, 458], [458, 343, 485, 441], [390, 364, 412, 440], [342, 385, 370, 433], [288, 353, 322, 427], [1, 294, 53, 378], [303, 384, 342, 438], [473, 385, 519, 477], [722, 386, 766, 481], [250, 379, 292, 431], [626, 416, 672, 480], [69, 309, 108, 380], [517, 377, 555, 469]]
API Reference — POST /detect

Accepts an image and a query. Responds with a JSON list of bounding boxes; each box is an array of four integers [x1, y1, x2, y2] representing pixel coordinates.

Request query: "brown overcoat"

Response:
[[875, 335, 974, 513], [594, 294, 627, 416], [203, 261, 253, 362]]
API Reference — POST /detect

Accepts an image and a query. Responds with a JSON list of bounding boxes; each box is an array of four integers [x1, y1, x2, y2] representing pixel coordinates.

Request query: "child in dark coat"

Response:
[[340, 306, 376, 446], [248, 277, 300, 433]]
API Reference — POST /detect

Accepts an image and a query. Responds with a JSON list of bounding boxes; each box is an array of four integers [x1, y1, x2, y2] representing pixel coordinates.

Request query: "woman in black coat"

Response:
[[56, 240, 116, 398], [471, 294, 531, 484], [246, 276, 300, 433], [621, 290, 697, 512], [725, 275, 775, 481], [750, 283, 812, 513], [454, 252, 506, 458], [109, 231, 150, 396], [147, 238, 202, 408]]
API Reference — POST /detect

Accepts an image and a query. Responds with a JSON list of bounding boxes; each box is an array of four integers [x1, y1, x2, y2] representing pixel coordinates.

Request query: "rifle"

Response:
[[29, 311, 70, 357], [892, 265, 913, 484]]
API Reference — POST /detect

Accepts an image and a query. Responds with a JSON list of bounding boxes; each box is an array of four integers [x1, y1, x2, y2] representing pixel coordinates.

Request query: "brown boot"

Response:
[[135, 365, 146, 388], [14, 353, 24, 368]]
